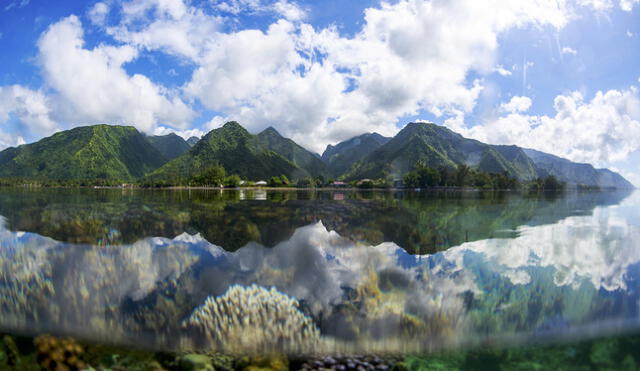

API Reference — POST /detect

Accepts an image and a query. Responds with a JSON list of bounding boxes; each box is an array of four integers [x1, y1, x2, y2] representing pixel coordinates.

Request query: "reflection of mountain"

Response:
[[0, 189, 632, 253], [1, 197, 640, 353]]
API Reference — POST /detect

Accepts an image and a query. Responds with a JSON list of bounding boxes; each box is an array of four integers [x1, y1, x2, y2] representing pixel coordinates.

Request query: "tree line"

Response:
[[0, 162, 567, 190], [403, 162, 565, 190]]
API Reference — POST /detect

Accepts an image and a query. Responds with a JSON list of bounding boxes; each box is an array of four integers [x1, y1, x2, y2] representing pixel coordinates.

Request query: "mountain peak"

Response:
[[221, 121, 244, 129], [186, 136, 200, 146], [260, 126, 282, 137]]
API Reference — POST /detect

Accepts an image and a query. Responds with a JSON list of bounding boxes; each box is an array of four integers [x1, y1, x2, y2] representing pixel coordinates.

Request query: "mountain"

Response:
[[343, 122, 539, 181], [147, 121, 311, 181], [322, 133, 390, 176], [186, 136, 200, 147], [256, 127, 330, 178], [144, 133, 191, 161], [523, 148, 634, 189], [0, 125, 166, 181]]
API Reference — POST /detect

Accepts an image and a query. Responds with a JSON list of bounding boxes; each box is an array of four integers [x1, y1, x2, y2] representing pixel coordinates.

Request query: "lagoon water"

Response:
[[0, 188, 638, 354]]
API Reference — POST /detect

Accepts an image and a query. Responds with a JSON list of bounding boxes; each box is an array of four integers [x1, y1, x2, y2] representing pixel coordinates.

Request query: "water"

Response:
[[0, 188, 638, 355]]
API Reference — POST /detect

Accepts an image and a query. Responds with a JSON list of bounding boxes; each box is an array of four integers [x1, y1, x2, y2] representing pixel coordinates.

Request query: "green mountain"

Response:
[[186, 136, 200, 147], [321, 133, 390, 176], [256, 126, 330, 178], [523, 148, 634, 189], [0, 125, 166, 182], [0, 121, 631, 189], [147, 121, 306, 181], [342, 122, 539, 181], [145, 133, 191, 161]]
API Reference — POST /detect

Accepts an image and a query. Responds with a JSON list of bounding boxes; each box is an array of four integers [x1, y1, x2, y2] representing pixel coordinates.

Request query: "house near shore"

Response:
[[255, 180, 268, 186], [330, 181, 348, 187]]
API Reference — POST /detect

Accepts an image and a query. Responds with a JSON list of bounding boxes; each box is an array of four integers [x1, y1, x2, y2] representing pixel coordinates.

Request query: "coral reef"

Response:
[[182, 284, 320, 354], [34, 334, 87, 371], [295, 355, 397, 371]]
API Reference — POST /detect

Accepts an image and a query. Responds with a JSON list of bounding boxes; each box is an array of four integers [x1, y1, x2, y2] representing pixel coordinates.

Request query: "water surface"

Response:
[[0, 188, 637, 354]]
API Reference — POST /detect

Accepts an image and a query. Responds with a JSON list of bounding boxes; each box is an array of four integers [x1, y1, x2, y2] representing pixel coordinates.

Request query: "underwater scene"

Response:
[[1, 188, 640, 369]]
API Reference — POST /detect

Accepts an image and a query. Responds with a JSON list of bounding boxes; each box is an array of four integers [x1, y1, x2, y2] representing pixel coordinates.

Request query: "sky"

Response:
[[0, 0, 639, 184]]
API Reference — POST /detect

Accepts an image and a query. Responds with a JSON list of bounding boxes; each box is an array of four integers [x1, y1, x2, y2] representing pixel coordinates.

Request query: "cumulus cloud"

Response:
[[448, 87, 640, 172], [109, 0, 222, 61], [500, 96, 532, 113], [119, 0, 576, 151], [153, 126, 205, 140], [1, 0, 635, 155], [38, 15, 194, 133], [88, 2, 109, 26], [620, 0, 640, 11], [0, 85, 55, 149], [561, 46, 577, 55]]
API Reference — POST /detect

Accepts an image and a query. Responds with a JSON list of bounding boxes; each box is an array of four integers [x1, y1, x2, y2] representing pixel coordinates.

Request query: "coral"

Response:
[[3, 335, 20, 367], [177, 354, 215, 371], [34, 334, 87, 371], [236, 355, 288, 371], [182, 284, 320, 354], [296, 355, 396, 371]]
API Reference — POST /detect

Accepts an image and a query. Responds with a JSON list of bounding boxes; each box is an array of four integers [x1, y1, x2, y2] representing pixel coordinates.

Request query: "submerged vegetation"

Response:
[[2, 330, 640, 370]]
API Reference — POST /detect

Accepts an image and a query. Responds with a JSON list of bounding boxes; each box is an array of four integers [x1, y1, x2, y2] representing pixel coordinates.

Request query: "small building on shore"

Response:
[[330, 181, 348, 187], [255, 180, 267, 186]]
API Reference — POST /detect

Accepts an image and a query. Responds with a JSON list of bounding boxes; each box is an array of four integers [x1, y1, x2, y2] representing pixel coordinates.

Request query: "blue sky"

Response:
[[0, 0, 639, 183]]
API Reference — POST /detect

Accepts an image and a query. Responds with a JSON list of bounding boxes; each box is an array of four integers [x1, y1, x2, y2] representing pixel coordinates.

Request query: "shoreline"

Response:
[[0, 184, 620, 192]]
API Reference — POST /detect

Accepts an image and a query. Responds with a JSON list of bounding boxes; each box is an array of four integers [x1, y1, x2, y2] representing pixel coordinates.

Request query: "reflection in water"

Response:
[[0, 188, 630, 252], [0, 190, 638, 354]]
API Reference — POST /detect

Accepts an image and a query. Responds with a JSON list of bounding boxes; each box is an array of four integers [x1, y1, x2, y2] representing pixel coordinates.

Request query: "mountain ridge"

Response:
[[146, 121, 307, 182], [0, 124, 167, 182], [144, 133, 191, 161], [0, 121, 632, 189], [321, 132, 391, 176], [342, 122, 539, 182]]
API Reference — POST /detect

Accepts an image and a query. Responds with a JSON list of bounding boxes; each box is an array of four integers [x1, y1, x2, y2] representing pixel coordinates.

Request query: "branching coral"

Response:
[[182, 284, 320, 354]]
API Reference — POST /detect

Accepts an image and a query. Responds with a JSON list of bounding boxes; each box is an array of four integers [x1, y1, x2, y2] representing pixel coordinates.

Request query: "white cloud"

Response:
[[577, 0, 614, 10], [448, 87, 640, 174], [493, 65, 512, 76], [154, 0, 576, 151], [500, 96, 532, 113], [0, 85, 55, 133], [88, 2, 109, 26], [627, 30, 634, 37], [212, 0, 306, 21], [561, 46, 577, 55], [620, 0, 640, 11], [272, 0, 306, 21], [37, 15, 194, 133], [109, 0, 222, 61], [2, 0, 633, 154], [153, 126, 204, 140], [0, 85, 54, 149]]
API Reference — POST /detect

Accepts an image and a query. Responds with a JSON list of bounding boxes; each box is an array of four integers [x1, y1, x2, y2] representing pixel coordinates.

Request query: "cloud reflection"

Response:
[[0, 192, 639, 352]]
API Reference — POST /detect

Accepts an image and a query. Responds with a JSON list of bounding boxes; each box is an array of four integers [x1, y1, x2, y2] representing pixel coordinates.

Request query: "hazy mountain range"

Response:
[[0, 121, 632, 188]]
